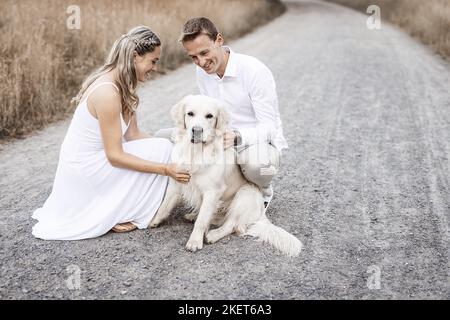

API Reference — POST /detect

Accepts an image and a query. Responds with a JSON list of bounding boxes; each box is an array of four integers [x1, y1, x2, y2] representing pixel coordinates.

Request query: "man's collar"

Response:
[[222, 46, 238, 78], [212, 46, 238, 80]]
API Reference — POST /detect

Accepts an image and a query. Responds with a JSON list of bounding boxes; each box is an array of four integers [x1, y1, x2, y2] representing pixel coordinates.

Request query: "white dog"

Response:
[[150, 95, 302, 257]]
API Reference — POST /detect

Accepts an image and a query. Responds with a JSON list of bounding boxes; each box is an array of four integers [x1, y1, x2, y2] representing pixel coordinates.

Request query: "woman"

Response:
[[32, 26, 190, 240]]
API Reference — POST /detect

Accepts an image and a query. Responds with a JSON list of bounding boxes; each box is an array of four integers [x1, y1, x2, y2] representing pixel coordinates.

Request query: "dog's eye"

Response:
[[187, 111, 194, 117], [205, 114, 213, 119]]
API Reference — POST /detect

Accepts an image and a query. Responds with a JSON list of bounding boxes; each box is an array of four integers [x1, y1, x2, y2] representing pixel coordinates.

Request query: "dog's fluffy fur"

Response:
[[150, 95, 302, 257]]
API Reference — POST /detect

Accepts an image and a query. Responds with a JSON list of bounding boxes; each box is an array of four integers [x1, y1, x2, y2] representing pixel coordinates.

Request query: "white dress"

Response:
[[32, 82, 172, 240]]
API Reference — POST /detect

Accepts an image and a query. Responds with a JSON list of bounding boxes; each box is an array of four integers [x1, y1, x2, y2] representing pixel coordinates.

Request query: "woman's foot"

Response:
[[111, 222, 137, 233]]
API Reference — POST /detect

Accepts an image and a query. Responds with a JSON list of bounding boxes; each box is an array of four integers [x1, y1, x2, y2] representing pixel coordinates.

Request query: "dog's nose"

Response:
[[192, 126, 203, 134]]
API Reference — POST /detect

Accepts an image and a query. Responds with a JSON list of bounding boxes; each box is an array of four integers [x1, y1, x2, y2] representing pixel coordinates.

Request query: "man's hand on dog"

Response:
[[223, 129, 236, 149]]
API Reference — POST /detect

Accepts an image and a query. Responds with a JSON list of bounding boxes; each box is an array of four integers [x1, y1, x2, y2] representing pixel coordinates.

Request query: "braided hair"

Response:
[[72, 26, 161, 115]]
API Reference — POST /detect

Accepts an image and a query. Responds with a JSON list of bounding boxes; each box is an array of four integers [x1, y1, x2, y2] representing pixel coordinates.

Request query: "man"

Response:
[[157, 17, 287, 210]]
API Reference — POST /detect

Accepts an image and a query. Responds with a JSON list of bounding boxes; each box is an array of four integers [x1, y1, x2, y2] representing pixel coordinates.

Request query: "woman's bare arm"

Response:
[[87, 86, 189, 183], [89, 86, 165, 175]]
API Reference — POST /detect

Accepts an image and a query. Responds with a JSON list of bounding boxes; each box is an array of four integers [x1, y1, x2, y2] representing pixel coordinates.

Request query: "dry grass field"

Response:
[[0, 0, 285, 140], [325, 0, 450, 59]]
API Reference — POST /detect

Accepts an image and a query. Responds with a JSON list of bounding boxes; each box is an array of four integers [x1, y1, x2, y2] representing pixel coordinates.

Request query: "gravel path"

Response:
[[0, 0, 449, 299]]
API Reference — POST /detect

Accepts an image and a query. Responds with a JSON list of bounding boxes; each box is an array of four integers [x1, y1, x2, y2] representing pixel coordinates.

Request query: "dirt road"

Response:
[[0, 0, 448, 299]]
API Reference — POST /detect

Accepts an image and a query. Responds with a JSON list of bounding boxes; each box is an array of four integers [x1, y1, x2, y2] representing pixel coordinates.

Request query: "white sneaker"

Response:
[[262, 185, 274, 212]]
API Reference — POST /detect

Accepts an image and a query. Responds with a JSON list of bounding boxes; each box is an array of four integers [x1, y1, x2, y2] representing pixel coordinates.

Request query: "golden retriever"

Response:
[[149, 95, 302, 257]]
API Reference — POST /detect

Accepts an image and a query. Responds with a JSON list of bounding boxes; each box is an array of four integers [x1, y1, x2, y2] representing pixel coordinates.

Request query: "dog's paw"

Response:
[[148, 221, 160, 228], [185, 235, 204, 252], [148, 218, 162, 228], [183, 212, 198, 223], [205, 229, 221, 244]]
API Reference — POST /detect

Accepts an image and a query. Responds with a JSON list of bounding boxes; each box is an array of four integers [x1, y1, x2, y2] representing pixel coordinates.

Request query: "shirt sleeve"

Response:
[[238, 67, 278, 146]]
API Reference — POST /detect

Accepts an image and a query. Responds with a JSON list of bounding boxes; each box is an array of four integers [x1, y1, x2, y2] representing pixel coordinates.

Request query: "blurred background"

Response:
[[1, 0, 449, 142], [325, 0, 450, 59], [0, 0, 285, 140]]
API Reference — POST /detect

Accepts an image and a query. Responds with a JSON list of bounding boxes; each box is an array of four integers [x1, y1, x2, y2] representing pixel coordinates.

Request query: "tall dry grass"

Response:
[[0, 0, 285, 140], [325, 0, 450, 59]]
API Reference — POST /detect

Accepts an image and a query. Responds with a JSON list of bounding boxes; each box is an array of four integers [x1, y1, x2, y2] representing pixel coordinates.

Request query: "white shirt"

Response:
[[196, 47, 288, 153]]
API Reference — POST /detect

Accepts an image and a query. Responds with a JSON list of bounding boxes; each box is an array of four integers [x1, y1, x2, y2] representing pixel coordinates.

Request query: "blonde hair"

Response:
[[71, 26, 161, 116]]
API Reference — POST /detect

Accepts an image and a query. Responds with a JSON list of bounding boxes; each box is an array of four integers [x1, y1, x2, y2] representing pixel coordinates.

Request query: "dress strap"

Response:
[[85, 82, 120, 101]]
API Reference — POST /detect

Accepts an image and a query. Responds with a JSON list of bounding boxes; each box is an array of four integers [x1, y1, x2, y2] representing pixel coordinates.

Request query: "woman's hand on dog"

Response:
[[164, 163, 191, 183]]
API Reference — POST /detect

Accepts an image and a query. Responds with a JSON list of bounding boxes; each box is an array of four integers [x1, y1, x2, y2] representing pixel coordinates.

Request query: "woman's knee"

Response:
[[152, 138, 173, 161], [123, 137, 172, 161]]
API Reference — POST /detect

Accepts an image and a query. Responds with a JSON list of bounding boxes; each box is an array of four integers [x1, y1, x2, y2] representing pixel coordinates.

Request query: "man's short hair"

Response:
[[179, 17, 219, 43]]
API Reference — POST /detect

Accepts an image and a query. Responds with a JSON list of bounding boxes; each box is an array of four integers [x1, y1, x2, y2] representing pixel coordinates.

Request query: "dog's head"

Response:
[[171, 95, 229, 144]]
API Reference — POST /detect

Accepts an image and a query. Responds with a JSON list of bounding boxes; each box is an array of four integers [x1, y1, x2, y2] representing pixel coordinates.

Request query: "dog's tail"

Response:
[[245, 218, 303, 257]]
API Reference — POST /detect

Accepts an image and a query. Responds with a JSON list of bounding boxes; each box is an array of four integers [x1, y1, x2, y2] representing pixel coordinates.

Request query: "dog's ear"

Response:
[[171, 95, 191, 130], [215, 102, 229, 134]]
